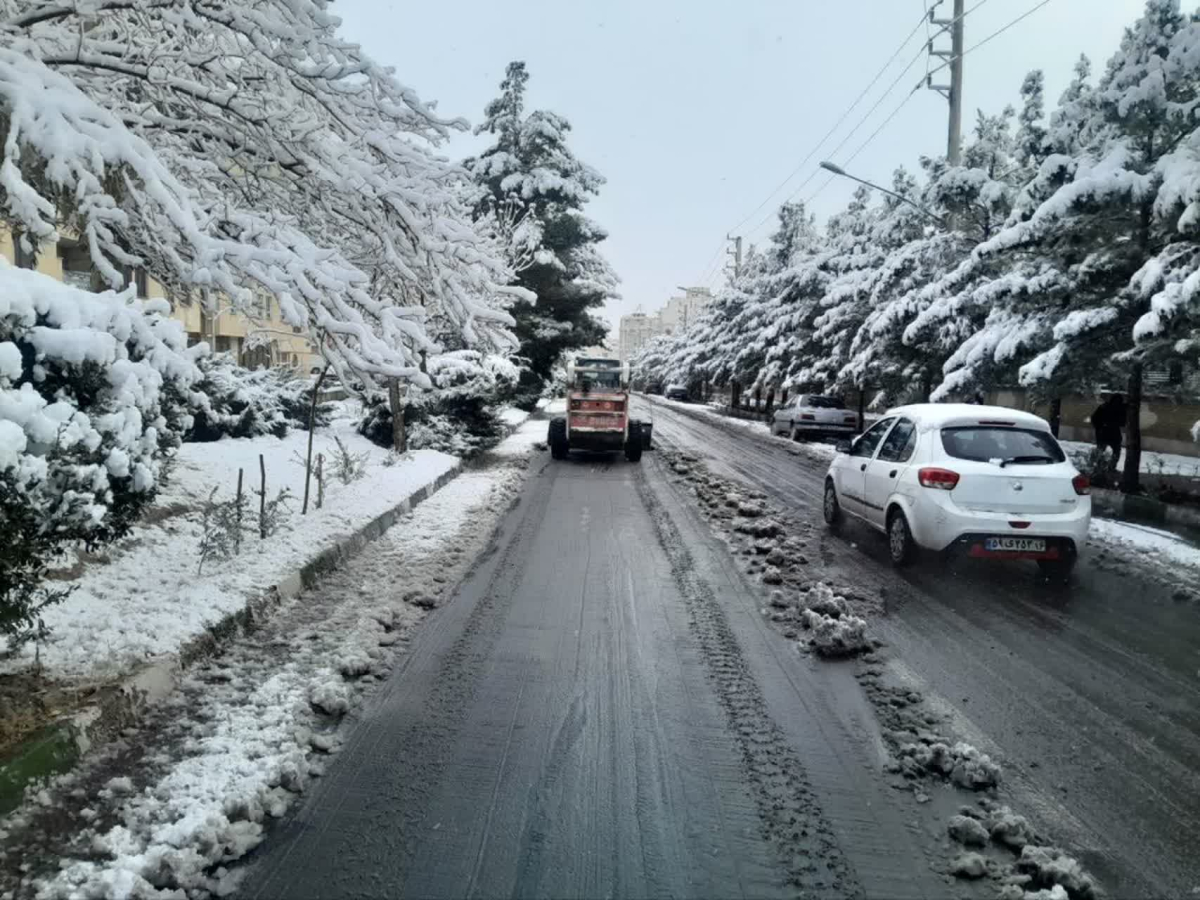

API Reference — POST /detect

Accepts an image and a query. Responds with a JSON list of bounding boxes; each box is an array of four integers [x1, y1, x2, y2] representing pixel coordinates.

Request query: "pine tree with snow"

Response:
[[960, 0, 1200, 488], [467, 62, 619, 401]]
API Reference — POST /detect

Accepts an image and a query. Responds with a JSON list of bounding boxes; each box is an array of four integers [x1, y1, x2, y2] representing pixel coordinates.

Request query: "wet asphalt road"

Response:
[[243, 434, 972, 900], [240, 400, 1200, 900], [643, 397, 1200, 900]]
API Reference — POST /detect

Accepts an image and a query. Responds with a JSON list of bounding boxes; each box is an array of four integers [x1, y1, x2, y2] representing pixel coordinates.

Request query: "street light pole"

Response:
[[819, 161, 946, 228]]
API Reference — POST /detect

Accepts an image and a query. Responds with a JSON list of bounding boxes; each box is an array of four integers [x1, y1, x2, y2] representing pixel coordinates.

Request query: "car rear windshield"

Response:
[[940, 426, 1065, 464], [806, 396, 845, 409]]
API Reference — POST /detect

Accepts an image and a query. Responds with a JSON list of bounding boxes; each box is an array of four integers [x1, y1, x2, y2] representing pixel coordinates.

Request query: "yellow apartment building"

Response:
[[1, 229, 321, 372]]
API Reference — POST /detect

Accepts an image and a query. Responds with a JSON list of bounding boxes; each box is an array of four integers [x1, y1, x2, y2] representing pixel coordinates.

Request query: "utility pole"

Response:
[[725, 234, 743, 281], [927, 0, 964, 166]]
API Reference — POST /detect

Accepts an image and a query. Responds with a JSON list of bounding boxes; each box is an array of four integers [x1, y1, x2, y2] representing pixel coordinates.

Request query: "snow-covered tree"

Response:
[[467, 61, 618, 399], [3, 0, 524, 390], [943, 0, 1200, 487]]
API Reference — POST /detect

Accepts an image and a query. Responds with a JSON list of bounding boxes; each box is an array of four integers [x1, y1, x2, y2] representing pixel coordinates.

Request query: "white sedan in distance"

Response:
[[822, 404, 1091, 580], [770, 394, 860, 441]]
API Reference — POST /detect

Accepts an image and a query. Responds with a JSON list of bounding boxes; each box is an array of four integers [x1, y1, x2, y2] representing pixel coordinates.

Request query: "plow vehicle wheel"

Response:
[[549, 418, 569, 460], [624, 423, 643, 462]]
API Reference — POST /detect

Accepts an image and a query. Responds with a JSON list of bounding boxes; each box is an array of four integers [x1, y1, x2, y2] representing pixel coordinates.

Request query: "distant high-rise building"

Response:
[[618, 287, 712, 363], [660, 286, 712, 334], [618, 311, 663, 363]]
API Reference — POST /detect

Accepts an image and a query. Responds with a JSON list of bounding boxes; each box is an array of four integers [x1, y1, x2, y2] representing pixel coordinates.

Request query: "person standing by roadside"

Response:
[[1091, 392, 1127, 471]]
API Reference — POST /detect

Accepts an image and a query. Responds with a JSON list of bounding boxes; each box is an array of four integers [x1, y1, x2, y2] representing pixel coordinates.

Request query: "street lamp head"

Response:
[[819, 160, 846, 176]]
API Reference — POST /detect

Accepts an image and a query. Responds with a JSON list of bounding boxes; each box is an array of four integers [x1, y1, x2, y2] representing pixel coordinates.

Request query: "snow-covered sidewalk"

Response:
[[7, 403, 529, 683], [7, 421, 457, 682], [3, 416, 547, 900]]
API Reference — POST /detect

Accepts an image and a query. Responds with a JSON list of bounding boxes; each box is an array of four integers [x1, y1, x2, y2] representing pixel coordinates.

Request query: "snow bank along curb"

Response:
[[0, 461, 464, 815]]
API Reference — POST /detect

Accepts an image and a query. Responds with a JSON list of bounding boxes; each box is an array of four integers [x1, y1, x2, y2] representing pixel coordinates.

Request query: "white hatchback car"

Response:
[[822, 404, 1091, 578]]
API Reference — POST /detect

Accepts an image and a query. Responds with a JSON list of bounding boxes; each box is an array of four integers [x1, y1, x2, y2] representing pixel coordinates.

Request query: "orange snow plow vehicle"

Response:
[[548, 357, 647, 462]]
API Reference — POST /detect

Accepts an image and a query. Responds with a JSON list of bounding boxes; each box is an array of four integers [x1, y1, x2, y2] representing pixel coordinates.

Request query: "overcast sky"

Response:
[[334, 0, 1148, 337]]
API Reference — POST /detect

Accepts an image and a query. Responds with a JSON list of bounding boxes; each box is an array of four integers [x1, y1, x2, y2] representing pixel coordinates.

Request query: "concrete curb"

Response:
[[0, 460, 464, 814], [1090, 486, 1200, 530]]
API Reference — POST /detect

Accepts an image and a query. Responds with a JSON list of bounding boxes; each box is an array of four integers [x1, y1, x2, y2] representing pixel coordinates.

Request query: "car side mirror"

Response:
[[836, 439, 853, 454]]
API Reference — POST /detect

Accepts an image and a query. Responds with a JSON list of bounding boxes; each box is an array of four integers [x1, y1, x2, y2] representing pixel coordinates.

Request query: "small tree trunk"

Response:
[[302, 365, 330, 515], [731, 380, 741, 409], [388, 377, 406, 453], [765, 388, 775, 415], [258, 454, 267, 540], [1049, 396, 1063, 439], [857, 387, 867, 435], [1121, 363, 1143, 494]]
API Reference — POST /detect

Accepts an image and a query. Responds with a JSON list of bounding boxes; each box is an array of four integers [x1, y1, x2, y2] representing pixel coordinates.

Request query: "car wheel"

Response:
[[1037, 557, 1075, 583], [823, 480, 843, 532], [887, 508, 916, 567]]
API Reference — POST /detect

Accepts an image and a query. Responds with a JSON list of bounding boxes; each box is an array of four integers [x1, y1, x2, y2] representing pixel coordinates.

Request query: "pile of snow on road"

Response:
[[898, 740, 1002, 790]]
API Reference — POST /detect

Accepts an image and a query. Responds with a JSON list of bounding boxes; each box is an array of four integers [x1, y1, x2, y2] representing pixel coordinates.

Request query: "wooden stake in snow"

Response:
[[259, 453, 267, 539], [303, 364, 330, 515], [316, 453, 325, 510], [235, 467, 244, 555]]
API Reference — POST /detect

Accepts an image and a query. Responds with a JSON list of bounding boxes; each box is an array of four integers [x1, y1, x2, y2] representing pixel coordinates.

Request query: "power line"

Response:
[[741, 84, 922, 247], [744, 0, 1002, 242], [739, 43, 926, 243], [925, 0, 1051, 82], [721, 7, 933, 239]]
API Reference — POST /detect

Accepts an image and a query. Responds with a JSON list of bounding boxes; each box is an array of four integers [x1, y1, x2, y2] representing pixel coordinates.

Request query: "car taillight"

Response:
[[918, 467, 960, 490], [801, 413, 816, 421], [843, 415, 857, 424], [1072, 473, 1090, 496]]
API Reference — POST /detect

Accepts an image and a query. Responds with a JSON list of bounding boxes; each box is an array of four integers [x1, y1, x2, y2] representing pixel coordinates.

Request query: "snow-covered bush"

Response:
[[196, 487, 248, 575], [1, 264, 200, 646], [359, 351, 518, 458], [188, 354, 331, 442], [329, 436, 369, 485]]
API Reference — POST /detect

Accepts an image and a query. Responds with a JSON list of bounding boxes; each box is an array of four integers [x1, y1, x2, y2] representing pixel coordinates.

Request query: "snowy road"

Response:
[[241, 445, 975, 899], [641, 397, 1200, 899]]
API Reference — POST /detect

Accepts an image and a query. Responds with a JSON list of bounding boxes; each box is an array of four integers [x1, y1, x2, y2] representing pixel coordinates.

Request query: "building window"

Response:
[[13, 233, 36, 269], [58, 241, 96, 291], [215, 336, 232, 354], [122, 266, 150, 298]]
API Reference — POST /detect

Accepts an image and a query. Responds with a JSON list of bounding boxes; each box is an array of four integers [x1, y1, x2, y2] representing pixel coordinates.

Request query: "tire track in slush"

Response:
[[633, 464, 864, 900]]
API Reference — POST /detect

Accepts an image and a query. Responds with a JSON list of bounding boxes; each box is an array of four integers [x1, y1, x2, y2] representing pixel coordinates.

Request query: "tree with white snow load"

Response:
[[467, 61, 619, 402], [2, 0, 524, 391]]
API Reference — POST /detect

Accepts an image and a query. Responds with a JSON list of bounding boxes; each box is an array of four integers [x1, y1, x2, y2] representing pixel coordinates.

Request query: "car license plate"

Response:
[[985, 537, 1046, 553]]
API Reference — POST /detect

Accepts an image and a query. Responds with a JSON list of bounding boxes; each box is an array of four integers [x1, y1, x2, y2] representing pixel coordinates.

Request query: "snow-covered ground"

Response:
[[6, 409, 525, 682], [1061, 440, 1200, 477], [9, 416, 547, 900], [1089, 517, 1200, 576]]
